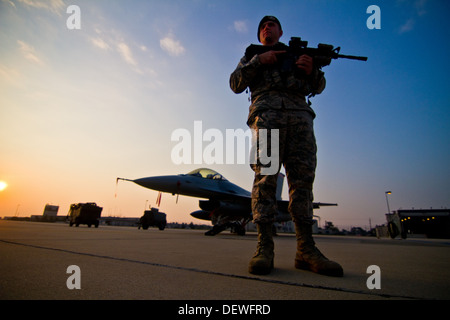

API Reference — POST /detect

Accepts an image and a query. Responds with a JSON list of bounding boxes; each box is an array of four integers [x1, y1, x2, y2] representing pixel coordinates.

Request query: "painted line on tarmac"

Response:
[[0, 239, 426, 300]]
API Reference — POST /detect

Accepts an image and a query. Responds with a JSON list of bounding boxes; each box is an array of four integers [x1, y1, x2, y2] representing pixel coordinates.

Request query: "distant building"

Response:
[[29, 204, 61, 222], [386, 208, 450, 239], [43, 204, 59, 217]]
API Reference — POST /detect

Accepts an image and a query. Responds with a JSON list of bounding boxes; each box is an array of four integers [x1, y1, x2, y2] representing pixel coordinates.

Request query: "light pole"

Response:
[[385, 191, 392, 214]]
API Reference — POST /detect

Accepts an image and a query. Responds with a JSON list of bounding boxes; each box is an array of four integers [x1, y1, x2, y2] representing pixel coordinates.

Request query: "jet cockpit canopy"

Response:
[[185, 168, 227, 181]]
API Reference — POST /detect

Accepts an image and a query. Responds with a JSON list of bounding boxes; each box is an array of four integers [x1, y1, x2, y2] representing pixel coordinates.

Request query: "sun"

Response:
[[0, 181, 7, 191]]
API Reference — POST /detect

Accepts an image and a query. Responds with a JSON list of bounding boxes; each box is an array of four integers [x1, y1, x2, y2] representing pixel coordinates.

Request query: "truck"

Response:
[[139, 207, 167, 230], [67, 202, 102, 228]]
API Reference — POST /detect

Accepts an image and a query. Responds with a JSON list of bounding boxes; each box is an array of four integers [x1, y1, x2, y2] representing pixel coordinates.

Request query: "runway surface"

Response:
[[1, 220, 449, 300]]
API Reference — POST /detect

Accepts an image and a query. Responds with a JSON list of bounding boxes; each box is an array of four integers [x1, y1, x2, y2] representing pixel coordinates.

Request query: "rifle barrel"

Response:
[[337, 54, 368, 61]]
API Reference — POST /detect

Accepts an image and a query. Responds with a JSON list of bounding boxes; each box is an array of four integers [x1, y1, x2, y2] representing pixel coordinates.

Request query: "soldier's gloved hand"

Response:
[[295, 54, 313, 75], [258, 50, 286, 65]]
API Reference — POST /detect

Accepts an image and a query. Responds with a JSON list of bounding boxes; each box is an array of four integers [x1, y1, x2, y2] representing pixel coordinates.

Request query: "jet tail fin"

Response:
[[276, 173, 285, 200]]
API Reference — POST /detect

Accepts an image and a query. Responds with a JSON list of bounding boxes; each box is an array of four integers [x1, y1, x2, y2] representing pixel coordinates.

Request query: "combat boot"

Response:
[[294, 222, 343, 277], [248, 223, 274, 275]]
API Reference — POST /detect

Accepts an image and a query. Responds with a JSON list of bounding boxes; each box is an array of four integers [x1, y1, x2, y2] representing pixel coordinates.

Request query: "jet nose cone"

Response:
[[133, 176, 180, 193]]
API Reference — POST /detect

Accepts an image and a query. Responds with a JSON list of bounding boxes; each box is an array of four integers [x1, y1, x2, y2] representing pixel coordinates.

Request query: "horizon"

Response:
[[1, 0, 449, 230]]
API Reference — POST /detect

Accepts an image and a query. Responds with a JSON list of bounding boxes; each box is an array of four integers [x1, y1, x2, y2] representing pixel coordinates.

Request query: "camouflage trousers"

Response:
[[249, 109, 317, 225]]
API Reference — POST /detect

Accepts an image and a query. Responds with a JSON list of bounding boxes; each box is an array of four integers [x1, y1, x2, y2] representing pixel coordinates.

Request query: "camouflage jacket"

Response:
[[230, 44, 326, 122]]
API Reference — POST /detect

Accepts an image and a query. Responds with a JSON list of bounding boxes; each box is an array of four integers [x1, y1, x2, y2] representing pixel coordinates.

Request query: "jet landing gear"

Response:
[[230, 222, 246, 236], [205, 224, 227, 236], [205, 222, 246, 236]]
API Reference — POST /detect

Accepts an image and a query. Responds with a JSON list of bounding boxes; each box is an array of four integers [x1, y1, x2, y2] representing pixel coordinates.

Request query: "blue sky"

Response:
[[0, 0, 449, 229]]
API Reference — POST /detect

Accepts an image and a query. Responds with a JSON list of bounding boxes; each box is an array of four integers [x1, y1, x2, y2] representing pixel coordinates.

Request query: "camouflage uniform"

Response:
[[230, 46, 326, 225]]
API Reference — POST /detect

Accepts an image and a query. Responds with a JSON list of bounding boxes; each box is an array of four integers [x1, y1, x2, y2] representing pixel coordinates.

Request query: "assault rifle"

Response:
[[245, 37, 367, 76]]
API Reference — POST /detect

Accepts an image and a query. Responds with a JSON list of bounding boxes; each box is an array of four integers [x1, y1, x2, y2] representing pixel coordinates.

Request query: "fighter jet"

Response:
[[117, 168, 337, 236]]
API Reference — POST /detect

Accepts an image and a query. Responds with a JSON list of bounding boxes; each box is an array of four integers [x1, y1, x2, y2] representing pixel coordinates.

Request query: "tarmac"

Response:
[[1, 220, 449, 302]]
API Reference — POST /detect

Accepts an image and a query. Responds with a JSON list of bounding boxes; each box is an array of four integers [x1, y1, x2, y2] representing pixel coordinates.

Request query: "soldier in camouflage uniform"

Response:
[[230, 16, 343, 277]]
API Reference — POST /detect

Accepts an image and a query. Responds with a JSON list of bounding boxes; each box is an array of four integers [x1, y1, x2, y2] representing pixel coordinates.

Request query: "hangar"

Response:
[[386, 208, 450, 239]]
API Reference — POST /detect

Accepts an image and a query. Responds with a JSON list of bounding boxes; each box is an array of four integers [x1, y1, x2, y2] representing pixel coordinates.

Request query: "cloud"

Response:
[[233, 20, 248, 34], [16, 0, 65, 15], [90, 37, 110, 51], [0, 64, 21, 86], [397, 0, 428, 34], [88, 27, 146, 74], [117, 42, 137, 66], [3, 0, 16, 9], [414, 0, 428, 16], [399, 18, 415, 34], [160, 34, 185, 57], [17, 40, 43, 65]]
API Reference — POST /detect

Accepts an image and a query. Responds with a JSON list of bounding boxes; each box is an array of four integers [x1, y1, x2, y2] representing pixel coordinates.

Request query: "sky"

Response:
[[0, 0, 449, 230]]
